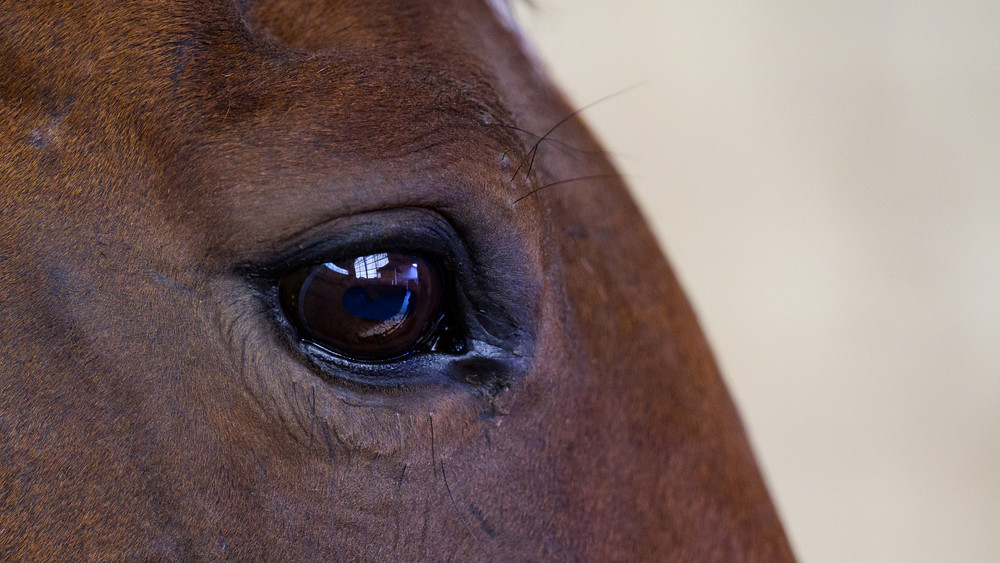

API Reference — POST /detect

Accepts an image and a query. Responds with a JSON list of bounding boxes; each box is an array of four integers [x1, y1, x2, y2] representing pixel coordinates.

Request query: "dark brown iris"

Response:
[[278, 252, 444, 361]]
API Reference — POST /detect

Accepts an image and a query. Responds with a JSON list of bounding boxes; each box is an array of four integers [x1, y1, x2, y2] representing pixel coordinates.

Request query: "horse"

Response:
[[0, 0, 795, 559]]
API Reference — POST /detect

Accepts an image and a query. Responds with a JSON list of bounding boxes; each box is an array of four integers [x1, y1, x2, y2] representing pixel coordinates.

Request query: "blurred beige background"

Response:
[[513, 1, 1000, 561]]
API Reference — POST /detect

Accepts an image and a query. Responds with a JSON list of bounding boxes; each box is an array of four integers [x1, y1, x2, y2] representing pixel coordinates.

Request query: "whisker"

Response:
[[508, 83, 642, 182], [429, 414, 438, 483], [388, 463, 408, 559], [329, 445, 343, 562], [492, 123, 606, 157], [364, 453, 381, 545], [513, 173, 624, 204], [308, 385, 316, 449]]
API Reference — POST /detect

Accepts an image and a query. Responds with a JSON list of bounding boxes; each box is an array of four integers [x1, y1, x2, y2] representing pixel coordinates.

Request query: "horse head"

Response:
[[0, 0, 794, 559]]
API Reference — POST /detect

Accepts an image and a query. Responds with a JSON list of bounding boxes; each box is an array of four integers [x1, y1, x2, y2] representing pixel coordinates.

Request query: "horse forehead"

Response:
[[7, 1, 515, 130], [5, 1, 526, 213]]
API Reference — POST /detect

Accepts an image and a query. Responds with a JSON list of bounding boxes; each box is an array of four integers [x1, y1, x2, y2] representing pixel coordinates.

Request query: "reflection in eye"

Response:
[[278, 252, 461, 362], [352, 253, 389, 279]]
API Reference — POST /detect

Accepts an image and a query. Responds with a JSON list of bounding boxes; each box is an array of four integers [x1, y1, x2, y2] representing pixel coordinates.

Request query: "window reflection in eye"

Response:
[[278, 252, 462, 362]]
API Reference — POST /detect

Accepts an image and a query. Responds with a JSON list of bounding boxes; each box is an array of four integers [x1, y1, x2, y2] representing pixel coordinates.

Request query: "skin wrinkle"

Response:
[[384, 461, 407, 558], [0, 0, 795, 560], [441, 458, 486, 557]]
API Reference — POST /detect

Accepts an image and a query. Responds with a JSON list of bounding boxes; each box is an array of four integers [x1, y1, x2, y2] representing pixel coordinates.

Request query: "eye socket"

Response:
[[277, 252, 465, 362]]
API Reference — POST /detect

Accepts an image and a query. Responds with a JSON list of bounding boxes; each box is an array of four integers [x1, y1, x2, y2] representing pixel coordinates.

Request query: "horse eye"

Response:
[[278, 252, 461, 362]]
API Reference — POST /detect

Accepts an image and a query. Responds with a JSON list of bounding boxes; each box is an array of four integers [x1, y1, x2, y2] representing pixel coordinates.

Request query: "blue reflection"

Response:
[[342, 286, 412, 322]]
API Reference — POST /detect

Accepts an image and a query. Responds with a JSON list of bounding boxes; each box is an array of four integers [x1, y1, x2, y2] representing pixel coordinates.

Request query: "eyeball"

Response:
[[278, 252, 450, 361]]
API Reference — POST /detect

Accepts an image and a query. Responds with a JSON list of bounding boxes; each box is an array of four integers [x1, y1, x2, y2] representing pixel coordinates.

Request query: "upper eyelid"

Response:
[[237, 207, 465, 279]]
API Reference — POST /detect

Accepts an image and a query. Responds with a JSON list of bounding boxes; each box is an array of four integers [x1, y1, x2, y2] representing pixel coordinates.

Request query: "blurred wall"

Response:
[[514, 1, 1000, 561]]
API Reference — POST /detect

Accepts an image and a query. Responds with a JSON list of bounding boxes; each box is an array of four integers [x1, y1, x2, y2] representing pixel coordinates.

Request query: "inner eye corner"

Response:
[[276, 250, 468, 369]]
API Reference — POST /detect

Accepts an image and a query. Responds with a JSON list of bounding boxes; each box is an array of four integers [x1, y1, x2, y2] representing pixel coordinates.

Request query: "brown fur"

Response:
[[0, 0, 794, 559]]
